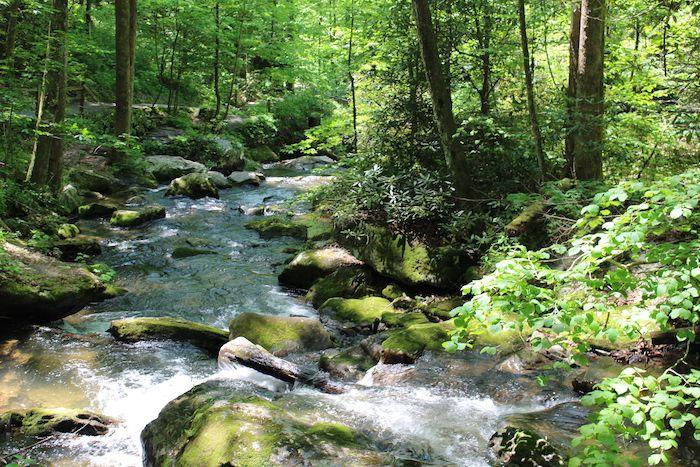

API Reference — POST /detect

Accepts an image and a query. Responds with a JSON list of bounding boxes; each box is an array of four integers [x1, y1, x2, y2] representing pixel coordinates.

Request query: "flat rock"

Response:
[[110, 205, 166, 227], [278, 247, 363, 289]]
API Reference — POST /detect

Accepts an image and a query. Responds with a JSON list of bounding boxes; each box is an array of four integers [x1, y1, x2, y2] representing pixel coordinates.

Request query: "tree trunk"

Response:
[[128, 0, 137, 109], [213, 1, 222, 118], [347, 0, 357, 152], [1, 0, 21, 62], [572, 0, 605, 180], [475, 8, 492, 116], [27, 0, 67, 189], [411, 0, 471, 198], [115, 0, 132, 139], [517, 0, 546, 178], [223, 18, 244, 120], [565, 4, 581, 178]]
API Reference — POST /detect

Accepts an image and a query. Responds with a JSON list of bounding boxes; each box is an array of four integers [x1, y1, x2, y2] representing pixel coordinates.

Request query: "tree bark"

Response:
[[564, 4, 581, 178], [411, 0, 471, 198], [572, 0, 605, 180], [1, 0, 21, 63], [213, 1, 222, 118], [115, 0, 132, 139], [517, 0, 546, 178], [27, 0, 67, 190], [347, 0, 358, 152], [128, 0, 137, 109]]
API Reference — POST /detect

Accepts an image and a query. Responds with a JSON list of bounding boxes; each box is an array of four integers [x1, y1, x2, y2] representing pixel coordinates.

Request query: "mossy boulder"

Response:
[[142, 380, 392, 467], [68, 167, 121, 195], [292, 212, 333, 241], [381, 311, 430, 328], [166, 173, 220, 199], [246, 216, 307, 240], [0, 408, 112, 438], [278, 247, 363, 289], [50, 236, 102, 262], [343, 225, 467, 289], [78, 202, 119, 219], [57, 223, 80, 239], [381, 284, 407, 301], [109, 317, 229, 356], [319, 346, 377, 381], [110, 205, 166, 227], [58, 184, 84, 213], [319, 296, 396, 327], [0, 242, 105, 326], [489, 426, 565, 466], [380, 321, 456, 364], [246, 145, 279, 163], [172, 246, 217, 259], [146, 155, 207, 183], [228, 312, 334, 356], [306, 267, 376, 308]]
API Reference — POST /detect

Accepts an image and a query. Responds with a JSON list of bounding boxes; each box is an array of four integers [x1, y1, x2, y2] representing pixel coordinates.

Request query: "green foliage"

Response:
[[87, 262, 117, 283], [230, 114, 277, 147], [284, 106, 353, 157], [571, 368, 700, 466]]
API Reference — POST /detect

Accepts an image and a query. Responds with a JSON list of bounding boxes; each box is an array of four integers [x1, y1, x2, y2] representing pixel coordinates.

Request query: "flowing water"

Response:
[[0, 164, 585, 466]]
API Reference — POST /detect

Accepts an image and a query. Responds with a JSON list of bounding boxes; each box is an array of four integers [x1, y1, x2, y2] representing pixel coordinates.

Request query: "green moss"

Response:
[[306, 267, 375, 308], [110, 206, 166, 227], [305, 422, 357, 446], [228, 312, 334, 356], [381, 321, 456, 363], [245, 145, 279, 163], [381, 284, 406, 301], [78, 202, 118, 219], [246, 216, 308, 240], [57, 223, 80, 239], [381, 311, 429, 328], [320, 296, 395, 326], [293, 212, 333, 241], [1, 408, 111, 437], [109, 317, 229, 355], [166, 173, 220, 199], [279, 247, 363, 289], [172, 246, 217, 259], [319, 346, 377, 380]]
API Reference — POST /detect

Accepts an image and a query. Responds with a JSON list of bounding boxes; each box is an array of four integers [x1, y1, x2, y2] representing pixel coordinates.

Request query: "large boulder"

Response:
[[206, 171, 233, 189], [68, 167, 121, 195], [146, 155, 207, 183], [306, 267, 376, 308], [228, 171, 265, 186], [0, 408, 112, 438], [275, 155, 335, 172], [78, 201, 119, 219], [319, 345, 377, 382], [343, 225, 467, 289], [245, 145, 279, 163], [110, 205, 166, 227], [319, 296, 396, 328], [142, 380, 394, 466], [380, 321, 455, 364], [109, 317, 229, 356], [49, 236, 102, 262], [228, 312, 334, 356], [246, 216, 307, 240], [278, 247, 363, 289], [0, 242, 105, 327], [489, 426, 565, 466], [166, 173, 220, 199]]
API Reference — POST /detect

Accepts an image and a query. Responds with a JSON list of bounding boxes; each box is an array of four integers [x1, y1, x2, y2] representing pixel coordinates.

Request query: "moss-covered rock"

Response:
[[278, 247, 363, 289], [291, 212, 333, 241], [319, 346, 377, 381], [50, 236, 102, 262], [68, 167, 121, 195], [110, 206, 166, 227], [146, 155, 207, 183], [142, 380, 392, 467], [381, 284, 407, 301], [0, 242, 105, 326], [380, 321, 455, 364], [172, 246, 217, 259], [246, 145, 279, 163], [306, 267, 376, 308], [489, 426, 565, 466], [206, 170, 233, 189], [381, 311, 430, 328], [246, 216, 307, 240], [320, 296, 396, 327], [228, 312, 334, 356], [166, 173, 220, 199], [343, 225, 467, 289], [109, 317, 229, 355], [58, 184, 84, 213], [78, 202, 119, 219], [57, 223, 80, 239], [0, 408, 112, 438]]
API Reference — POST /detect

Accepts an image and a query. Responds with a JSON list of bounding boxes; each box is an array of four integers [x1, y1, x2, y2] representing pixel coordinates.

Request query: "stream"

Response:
[[0, 163, 586, 466]]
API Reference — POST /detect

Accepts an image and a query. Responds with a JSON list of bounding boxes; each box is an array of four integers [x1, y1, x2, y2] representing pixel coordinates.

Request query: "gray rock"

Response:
[[228, 171, 265, 186], [146, 155, 207, 183], [206, 171, 233, 189], [166, 173, 219, 199]]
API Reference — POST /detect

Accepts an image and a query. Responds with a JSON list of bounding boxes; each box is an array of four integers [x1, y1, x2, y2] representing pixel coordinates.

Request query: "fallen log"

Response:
[[218, 337, 345, 394], [651, 327, 700, 346]]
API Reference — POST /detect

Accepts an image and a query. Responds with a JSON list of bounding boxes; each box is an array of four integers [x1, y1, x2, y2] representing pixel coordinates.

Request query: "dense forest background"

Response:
[[1, 0, 700, 465]]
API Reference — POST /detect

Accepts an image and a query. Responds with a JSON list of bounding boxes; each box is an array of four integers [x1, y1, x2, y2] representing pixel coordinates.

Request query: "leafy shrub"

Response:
[[271, 90, 332, 143], [283, 106, 353, 158], [230, 114, 277, 147]]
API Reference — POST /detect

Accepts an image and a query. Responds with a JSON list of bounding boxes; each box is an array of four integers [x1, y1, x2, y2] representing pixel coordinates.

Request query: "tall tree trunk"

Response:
[[475, 7, 492, 115], [1, 0, 21, 62], [411, 0, 471, 198], [517, 0, 546, 177], [115, 0, 132, 139], [213, 1, 221, 118], [79, 0, 92, 115], [564, 4, 581, 178], [128, 0, 137, 109], [223, 18, 244, 120], [27, 0, 67, 189], [572, 0, 605, 180], [347, 0, 357, 152]]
